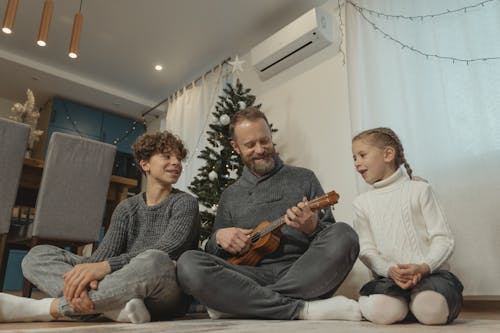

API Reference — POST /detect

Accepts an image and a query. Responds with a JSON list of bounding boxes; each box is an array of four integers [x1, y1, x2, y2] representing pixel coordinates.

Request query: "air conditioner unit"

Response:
[[251, 7, 335, 80]]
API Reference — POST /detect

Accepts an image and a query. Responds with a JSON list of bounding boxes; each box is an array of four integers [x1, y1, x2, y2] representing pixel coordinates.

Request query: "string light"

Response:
[[347, 0, 500, 64], [346, 0, 496, 21], [112, 122, 140, 145], [61, 101, 142, 145]]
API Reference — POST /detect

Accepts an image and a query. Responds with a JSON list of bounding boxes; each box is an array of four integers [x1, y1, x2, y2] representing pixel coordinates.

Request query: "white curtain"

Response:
[[164, 65, 229, 192], [346, 0, 500, 296]]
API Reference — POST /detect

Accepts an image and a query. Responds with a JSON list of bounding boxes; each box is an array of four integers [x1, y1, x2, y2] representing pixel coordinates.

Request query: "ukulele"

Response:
[[227, 191, 339, 266]]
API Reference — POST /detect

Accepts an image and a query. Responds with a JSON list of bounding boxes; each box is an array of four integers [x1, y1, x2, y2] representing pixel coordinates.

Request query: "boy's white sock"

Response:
[[0, 292, 55, 322], [206, 307, 224, 319], [206, 307, 236, 319], [104, 298, 150, 324], [299, 295, 362, 321]]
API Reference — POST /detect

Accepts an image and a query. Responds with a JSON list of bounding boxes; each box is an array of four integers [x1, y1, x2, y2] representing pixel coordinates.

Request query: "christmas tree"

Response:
[[188, 80, 262, 240]]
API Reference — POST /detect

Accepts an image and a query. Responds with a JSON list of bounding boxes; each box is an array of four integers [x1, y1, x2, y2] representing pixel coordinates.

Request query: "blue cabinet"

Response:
[[3, 250, 27, 290], [50, 99, 103, 140], [48, 97, 145, 155], [102, 112, 145, 153]]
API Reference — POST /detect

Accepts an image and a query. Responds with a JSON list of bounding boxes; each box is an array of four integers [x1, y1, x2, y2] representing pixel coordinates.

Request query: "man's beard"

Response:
[[246, 152, 276, 176]]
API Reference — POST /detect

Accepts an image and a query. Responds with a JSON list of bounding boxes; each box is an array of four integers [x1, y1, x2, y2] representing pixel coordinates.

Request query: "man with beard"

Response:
[[177, 108, 361, 321]]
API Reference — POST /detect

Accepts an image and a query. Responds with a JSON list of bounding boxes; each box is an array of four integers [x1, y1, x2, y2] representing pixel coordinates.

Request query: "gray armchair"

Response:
[[0, 118, 30, 291], [1, 132, 116, 296]]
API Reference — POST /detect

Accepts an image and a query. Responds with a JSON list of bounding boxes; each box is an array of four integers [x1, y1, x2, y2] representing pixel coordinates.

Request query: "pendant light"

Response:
[[37, 0, 53, 46], [1, 0, 19, 34], [68, 0, 83, 59]]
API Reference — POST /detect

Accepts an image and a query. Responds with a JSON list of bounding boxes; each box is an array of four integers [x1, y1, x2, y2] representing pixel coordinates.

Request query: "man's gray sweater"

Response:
[[205, 158, 335, 264]]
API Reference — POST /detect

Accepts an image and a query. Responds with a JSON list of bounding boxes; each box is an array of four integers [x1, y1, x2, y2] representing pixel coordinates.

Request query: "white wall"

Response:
[[0, 96, 15, 119], [147, 115, 164, 133], [238, 0, 370, 298]]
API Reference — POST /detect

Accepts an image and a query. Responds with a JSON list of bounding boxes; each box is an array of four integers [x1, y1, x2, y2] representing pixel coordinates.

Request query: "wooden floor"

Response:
[[459, 301, 500, 320]]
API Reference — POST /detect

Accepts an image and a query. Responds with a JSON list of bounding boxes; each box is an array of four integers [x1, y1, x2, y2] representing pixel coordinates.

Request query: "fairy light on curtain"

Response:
[[346, 0, 497, 21], [343, 0, 500, 64], [68, 0, 83, 59], [37, 0, 53, 47], [1, 0, 19, 34]]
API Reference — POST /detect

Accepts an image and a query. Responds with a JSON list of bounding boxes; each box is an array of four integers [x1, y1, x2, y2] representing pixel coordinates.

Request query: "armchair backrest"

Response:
[[32, 132, 116, 243], [0, 118, 30, 234]]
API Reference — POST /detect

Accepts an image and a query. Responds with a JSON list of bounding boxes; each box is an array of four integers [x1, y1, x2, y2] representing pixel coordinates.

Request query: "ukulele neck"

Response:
[[251, 191, 339, 241], [261, 216, 286, 235], [255, 203, 319, 238]]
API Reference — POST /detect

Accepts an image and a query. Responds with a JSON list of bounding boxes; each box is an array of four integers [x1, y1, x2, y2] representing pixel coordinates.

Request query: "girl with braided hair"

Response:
[[351, 127, 463, 325]]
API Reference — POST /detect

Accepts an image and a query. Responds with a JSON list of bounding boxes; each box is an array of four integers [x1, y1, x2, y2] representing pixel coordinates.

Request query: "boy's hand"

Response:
[[63, 262, 111, 303]]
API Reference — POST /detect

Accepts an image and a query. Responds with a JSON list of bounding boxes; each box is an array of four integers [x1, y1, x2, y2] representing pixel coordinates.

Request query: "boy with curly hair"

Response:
[[0, 131, 200, 323]]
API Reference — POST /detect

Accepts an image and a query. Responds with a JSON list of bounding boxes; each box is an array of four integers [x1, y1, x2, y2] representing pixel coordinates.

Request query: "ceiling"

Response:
[[0, 0, 327, 120]]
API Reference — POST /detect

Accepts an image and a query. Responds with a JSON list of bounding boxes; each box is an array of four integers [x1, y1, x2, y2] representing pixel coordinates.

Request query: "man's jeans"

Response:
[[177, 222, 359, 319], [22, 245, 186, 320]]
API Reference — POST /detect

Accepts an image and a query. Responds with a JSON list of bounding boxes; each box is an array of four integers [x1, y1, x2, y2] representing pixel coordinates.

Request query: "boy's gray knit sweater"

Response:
[[205, 158, 335, 264], [84, 189, 200, 272]]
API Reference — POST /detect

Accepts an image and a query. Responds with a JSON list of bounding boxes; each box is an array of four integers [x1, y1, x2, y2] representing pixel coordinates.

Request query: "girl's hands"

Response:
[[388, 263, 430, 289]]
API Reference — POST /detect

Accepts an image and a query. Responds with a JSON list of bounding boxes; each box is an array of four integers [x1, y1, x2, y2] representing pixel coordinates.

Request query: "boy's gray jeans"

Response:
[[177, 222, 359, 320], [22, 245, 186, 320]]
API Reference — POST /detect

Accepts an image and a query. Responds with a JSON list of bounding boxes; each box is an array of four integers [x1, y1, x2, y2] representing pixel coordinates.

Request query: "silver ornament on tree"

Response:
[[238, 101, 246, 110], [228, 168, 239, 180], [208, 170, 218, 181], [219, 114, 230, 126]]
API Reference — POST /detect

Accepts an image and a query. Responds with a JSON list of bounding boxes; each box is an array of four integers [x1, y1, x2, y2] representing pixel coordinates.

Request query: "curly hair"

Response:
[[131, 131, 187, 168], [352, 127, 414, 179]]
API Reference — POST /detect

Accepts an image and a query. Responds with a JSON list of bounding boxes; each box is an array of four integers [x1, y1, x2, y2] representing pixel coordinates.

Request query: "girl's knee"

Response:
[[359, 294, 408, 325], [410, 290, 449, 325]]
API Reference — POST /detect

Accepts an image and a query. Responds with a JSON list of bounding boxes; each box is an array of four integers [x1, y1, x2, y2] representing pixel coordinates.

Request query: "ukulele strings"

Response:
[[250, 216, 286, 243]]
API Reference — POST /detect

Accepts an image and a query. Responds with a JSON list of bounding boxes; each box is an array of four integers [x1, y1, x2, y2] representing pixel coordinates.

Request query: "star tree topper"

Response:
[[228, 55, 245, 73]]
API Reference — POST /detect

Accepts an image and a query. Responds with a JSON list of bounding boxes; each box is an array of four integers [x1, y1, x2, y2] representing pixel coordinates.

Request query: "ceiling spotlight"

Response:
[[37, 0, 54, 47], [1, 0, 19, 34], [155, 65, 163, 71], [68, 1, 84, 59]]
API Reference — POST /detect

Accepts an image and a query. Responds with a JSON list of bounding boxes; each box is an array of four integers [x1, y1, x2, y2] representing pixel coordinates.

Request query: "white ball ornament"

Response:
[[228, 168, 239, 180], [238, 101, 246, 109], [208, 170, 218, 181], [219, 114, 230, 126]]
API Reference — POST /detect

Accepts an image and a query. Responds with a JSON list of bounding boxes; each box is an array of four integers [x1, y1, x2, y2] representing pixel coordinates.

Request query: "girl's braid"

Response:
[[353, 127, 414, 179]]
